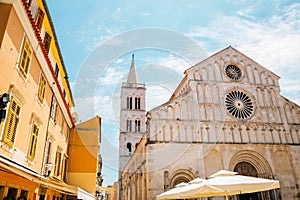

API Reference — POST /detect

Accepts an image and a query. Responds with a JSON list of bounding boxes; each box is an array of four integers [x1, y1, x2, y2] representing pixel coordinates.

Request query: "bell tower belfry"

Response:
[[118, 54, 146, 197]]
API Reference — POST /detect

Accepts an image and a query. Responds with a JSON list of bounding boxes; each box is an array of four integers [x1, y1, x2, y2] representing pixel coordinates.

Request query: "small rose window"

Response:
[[225, 64, 242, 81]]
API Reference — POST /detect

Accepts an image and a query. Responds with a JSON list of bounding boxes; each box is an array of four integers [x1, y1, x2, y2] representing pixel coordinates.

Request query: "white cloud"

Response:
[[146, 83, 174, 110], [112, 8, 121, 19], [156, 55, 191, 73], [142, 12, 150, 16], [114, 58, 124, 64], [77, 24, 124, 52], [187, 2, 300, 105], [98, 67, 126, 85]]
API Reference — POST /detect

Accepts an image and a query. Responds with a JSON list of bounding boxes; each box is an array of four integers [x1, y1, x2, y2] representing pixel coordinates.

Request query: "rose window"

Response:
[[225, 90, 254, 120], [225, 64, 242, 81]]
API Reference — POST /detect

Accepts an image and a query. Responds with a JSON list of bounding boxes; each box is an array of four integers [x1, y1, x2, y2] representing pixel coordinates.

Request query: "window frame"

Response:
[[127, 96, 132, 109], [17, 36, 32, 79], [2, 97, 21, 148], [54, 149, 62, 177], [135, 96, 141, 110], [50, 96, 58, 123], [37, 72, 46, 103], [61, 154, 68, 181], [43, 31, 52, 54], [27, 121, 39, 160], [135, 119, 141, 132], [45, 139, 52, 164], [35, 8, 44, 31], [126, 142, 132, 156], [126, 119, 132, 132]]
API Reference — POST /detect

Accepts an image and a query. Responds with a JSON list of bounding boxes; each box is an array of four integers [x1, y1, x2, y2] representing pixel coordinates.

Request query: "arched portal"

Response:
[[234, 162, 260, 200], [230, 151, 280, 200], [169, 169, 195, 189]]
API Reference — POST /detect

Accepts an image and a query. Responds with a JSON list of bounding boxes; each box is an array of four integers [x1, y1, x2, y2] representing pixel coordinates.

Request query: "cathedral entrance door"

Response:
[[234, 162, 260, 200]]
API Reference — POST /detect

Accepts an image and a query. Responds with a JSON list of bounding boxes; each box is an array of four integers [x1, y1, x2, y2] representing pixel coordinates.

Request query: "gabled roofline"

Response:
[[169, 76, 188, 101], [149, 45, 283, 114], [185, 45, 281, 79]]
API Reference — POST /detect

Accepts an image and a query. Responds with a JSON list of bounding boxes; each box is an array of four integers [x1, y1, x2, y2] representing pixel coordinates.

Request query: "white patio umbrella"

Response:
[[157, 170, 280, 200], [157, 177, 208, 200]]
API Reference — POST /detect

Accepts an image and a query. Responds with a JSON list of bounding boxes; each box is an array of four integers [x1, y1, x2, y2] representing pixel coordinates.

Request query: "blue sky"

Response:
[[47, 0, 300, 186]]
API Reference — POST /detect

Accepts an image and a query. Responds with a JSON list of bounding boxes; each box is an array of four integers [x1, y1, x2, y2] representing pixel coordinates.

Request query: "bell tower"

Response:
[[118, 54, 146, 197]]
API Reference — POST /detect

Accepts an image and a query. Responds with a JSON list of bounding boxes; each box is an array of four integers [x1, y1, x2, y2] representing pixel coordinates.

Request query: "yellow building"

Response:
[[0, 0, 101, 199], [68, 116, 102, 198]]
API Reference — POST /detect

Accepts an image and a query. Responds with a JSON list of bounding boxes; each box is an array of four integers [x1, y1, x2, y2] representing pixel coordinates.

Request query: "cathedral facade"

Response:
[[120, 47, 300, 200]]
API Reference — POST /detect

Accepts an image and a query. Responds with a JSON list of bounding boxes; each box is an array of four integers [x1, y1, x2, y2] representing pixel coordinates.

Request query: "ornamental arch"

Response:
[[229, 150, 273, 179], [169, 169, 195, 188]]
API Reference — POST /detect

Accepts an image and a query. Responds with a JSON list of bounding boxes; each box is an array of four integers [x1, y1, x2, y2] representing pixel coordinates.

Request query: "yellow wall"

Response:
[[0, 0, 73, 186], [68, 116, 101, 194], [35, 0, 73, 109], [0, 1, 88, 199], [0, 3, 50, 172]]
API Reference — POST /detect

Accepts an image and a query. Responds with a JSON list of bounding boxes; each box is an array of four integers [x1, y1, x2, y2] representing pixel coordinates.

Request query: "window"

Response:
[[61, 155, 67, 181], [18, 37, 32, 78], [55, 63, 59, 77], [45, 140, 52, 164], [63, 89, 66, 98], [7, 188, 17, 200], [44, 139, 52, 176], [54, 150, 62, 176], [126, 119, 132, 132], [38, 73, 46, 102], [225, 64, 243, 81], [225, 90, 254, 120], [27, 122, 39, 160], [50, 97, 58, 122], [2, 98, 21, 148], [127, 96, 132, 109], [135, 97, 141, 110], [126, 143, 132, 155], [35, 8, 44, 31], [44, 32, 52, 54], [20, 190, 29, 199], [135, 119, 141, 132]]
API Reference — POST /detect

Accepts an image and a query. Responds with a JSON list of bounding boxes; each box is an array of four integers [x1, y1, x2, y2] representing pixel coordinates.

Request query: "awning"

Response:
[[0, 161, 77, 195], [0, 156, 97, 198], [77, 187, 95, 200]]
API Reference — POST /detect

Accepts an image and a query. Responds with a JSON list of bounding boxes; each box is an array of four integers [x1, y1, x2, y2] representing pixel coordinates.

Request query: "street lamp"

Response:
[[0, 93, 10, 123]]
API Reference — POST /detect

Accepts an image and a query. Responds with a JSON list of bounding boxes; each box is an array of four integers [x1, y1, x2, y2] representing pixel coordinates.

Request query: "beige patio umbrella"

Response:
[[157, 170, 280, 200], [157, 177, 209, 200]]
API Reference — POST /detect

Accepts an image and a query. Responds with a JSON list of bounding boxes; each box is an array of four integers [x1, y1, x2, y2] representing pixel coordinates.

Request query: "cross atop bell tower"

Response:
[[118, 54, 146, 193]]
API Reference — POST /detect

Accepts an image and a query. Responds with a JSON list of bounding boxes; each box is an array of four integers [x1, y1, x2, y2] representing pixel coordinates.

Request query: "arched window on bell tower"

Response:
[[135, 119, 141, 132], [135, 96, 141, 110], [126, 119, 132, 132], [126, 142, 132, 155], [127, 96, 132, 109]]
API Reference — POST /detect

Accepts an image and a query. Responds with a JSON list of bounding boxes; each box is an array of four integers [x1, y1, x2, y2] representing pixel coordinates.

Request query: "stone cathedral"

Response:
[[119, 47, 300, 200]]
